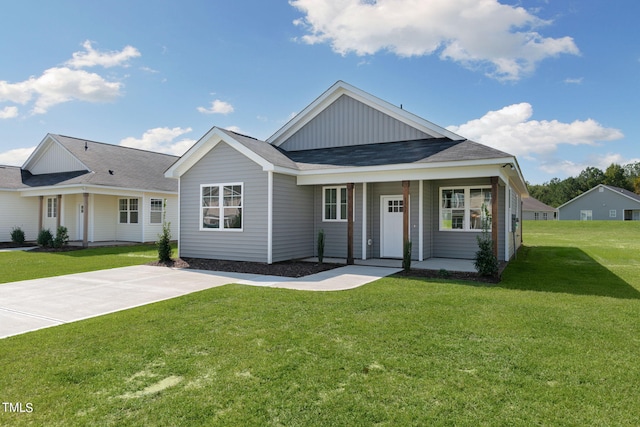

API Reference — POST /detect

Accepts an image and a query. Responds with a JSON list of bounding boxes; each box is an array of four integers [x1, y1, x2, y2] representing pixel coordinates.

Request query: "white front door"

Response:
[[381, 195, 405, 258]]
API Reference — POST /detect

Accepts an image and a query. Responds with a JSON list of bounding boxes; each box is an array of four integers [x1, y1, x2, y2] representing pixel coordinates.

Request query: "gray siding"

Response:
[[280, 95, 431, 151], [558, 187, 640, 220], [272, 173, 314, 262], [179, 142, 268, 262]]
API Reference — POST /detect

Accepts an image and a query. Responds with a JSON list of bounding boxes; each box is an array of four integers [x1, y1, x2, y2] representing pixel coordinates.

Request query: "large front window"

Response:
[[201, 183, 243, 230], [119, 198, 139, 224], [323, 186, 350, 221], [440, 187, 491, 231]]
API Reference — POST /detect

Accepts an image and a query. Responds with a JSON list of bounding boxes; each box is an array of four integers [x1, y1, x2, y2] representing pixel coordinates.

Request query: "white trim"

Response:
[[23, 134, 91, 172], [199, 182, 244, 232], [439, 186, 492, 232], [418, 180, 424, 261], [380, 195, 409, 258], [267, 171, 273, 264], [362, 182, 367, 260], [267, 81, 465, 146], [504, 186, 509, 261], [322, 185, 354, 222], [177, 179, 181, 258], [19, 184, 176, 198]]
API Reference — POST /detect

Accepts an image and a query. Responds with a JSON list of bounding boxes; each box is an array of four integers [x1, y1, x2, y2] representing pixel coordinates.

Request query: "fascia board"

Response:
[[267, 81, 464, 146], [603, 185, 640, 205], [23, 134, 90, 172], [165, 128, 275, 178], [19, 184, 177, 198]]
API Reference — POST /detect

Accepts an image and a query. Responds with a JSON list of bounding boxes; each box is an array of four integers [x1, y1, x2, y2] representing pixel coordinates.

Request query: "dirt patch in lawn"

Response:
[[151, 257, 343, 278]]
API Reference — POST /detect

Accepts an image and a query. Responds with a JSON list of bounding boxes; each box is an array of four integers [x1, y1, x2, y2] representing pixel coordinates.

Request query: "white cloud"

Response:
[[447, 103, 624, 158], [0, 146, 35, 166], [65, 40, 141, 69], [0, 41, 137, 116], [197, 99, 234, 115], [119, 127, 195, 156], [290, 0, 579, 81], [538, 153, 640, 178], [0, 106, 18, 119], [564, 77, 583, 84]]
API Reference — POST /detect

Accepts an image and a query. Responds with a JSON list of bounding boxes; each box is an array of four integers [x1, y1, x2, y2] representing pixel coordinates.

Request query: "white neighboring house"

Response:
[[522, 197, 557, 220], [0, 134, 179, 246], [166, 81, 529, 264]]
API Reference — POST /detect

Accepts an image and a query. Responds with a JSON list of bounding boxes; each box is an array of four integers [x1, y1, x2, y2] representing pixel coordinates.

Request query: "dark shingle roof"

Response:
[[282, 138, 512, 169], [24, 135, 179, 192], [523, 197, 556, 212], [602, 185, 640, 203]]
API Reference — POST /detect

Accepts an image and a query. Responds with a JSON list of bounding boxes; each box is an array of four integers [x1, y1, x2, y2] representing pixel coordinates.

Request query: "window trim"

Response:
[[439, 186, 492, 232], [150, 198, 164, 225], [609, 209, 617, 218], [47, 197, 57, 218], [119, 198, 139, 224], [322, 185, 355, 222], [199, 183, 244, 232]]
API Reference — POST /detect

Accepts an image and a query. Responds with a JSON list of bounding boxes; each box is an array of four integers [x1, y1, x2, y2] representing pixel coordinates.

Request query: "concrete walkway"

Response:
[[0, 264, 400, 339]]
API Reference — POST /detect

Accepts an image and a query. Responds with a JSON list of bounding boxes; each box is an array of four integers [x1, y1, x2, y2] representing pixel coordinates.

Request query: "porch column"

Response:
[[38, 196, 43, 232], [491, 177, 499, 258], [83, 192, 89, 248], [346, 183, 354, 265], [402, 180, 410, 247], [362, 182, 367, 260], [56, 194, 62, 229]]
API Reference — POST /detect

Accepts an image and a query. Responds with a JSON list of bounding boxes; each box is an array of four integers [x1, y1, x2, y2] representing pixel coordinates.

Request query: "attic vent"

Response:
[[599, 187, 604, 192]]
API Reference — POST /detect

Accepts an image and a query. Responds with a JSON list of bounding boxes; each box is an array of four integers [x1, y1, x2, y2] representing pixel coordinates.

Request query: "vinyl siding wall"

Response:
[[280, 95, 432, 151], [179, 142, 268, 262], [272, 173, 314, 262], [28, 140, 85, 175], [0, 192, 39, 242]]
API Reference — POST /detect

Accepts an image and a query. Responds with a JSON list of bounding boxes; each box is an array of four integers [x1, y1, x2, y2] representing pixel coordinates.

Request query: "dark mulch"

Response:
[[150, 257, 343, 278], [0, 242, 37, 249]]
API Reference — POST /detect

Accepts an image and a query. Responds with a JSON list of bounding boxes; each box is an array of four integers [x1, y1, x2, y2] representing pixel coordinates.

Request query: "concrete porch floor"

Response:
[[302, 257, 477, 273]]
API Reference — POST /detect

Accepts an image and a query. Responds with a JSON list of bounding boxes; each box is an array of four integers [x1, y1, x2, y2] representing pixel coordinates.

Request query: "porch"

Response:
[[302, 257, 476, 273]]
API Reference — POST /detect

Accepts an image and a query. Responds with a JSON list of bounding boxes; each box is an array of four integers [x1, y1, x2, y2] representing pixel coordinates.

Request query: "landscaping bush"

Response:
[[402, 240, 412, 271], [317, 229, 325, 264], [53, 226, 69, 248], [10, 226, 25, 245], [157, 222, 173, 263], [37, 229, 54, 248], [474, 204, 498, 277]]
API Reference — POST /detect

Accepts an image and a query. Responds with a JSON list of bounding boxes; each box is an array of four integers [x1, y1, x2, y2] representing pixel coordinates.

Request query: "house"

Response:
[[558, 184, 640, 220], [0, 134, 179, 246], [522, 197, 557, 220], [165, 81, 528, 264]]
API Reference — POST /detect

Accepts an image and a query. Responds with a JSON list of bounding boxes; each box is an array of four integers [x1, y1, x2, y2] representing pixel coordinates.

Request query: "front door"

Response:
[[381, 195, 405, 258]]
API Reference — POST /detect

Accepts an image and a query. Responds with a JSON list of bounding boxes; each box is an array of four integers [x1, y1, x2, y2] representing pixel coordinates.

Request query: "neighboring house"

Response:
[[558, 184, 640, 221], [0, 134, 179, 246], [165, 81, 528, 264], [522, 197, 557, 220]]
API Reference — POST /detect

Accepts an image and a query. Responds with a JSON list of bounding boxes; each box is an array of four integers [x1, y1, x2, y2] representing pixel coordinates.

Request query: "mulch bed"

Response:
[[150, 257, 343, 278], [0, 242, 37, 249]]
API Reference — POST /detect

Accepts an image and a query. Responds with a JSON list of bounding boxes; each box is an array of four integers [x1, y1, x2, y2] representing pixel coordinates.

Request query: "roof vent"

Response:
[[108, 170, 114, 175], [85, 141, 88, 151]]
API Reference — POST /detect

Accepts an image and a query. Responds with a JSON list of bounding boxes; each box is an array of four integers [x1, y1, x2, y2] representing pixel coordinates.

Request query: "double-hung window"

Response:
[[323, 186, 353, 222], [201, 183, 243, 230], [150, 198, 164, 224], [119, 198, 139, 224], [47, 197, 57, 218], [440, 187, 491, 231]]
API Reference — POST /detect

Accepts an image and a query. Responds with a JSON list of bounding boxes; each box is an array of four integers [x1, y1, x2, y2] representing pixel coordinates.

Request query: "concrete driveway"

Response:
[[0, 264, 400, 339]]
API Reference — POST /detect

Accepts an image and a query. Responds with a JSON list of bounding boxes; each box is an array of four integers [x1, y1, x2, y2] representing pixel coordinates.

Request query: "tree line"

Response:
[[527, 162, 640, 208]]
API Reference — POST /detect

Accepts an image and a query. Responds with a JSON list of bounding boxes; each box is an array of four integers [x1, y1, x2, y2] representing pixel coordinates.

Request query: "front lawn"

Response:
[[1, 221, 639, 426], [0, 244, 168, 284]]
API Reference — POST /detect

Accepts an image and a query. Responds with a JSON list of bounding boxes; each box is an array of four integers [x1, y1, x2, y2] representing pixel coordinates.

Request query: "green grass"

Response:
[[1, 222, 640, 426], [0, 244, 169, 284]]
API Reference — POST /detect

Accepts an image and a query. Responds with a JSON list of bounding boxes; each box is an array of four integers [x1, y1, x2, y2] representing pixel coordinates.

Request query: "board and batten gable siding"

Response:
[[272, 173, 314, 262], [0, 192, 39, 242], [559, 187, 640, 220], [179, 141, 268, 262], [431, 178, 507, 261], [28, 140, 86, 175], [280, 95, 432, 151]]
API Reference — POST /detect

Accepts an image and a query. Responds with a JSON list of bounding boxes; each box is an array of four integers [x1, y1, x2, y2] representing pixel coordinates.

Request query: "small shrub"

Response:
[[438, 269, 450, 279], [317, 229, 325, 264], [10, 226, 26, 245], [157, 222, 173, 263], [402, 240, 412, 271], [53, 226, 69, 249], [37, 229, 54, 248], [474, 204, 498, 277]]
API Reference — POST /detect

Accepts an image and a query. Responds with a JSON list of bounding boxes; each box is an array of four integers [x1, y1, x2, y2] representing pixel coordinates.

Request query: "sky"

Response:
[[0, 0, 638, 184]]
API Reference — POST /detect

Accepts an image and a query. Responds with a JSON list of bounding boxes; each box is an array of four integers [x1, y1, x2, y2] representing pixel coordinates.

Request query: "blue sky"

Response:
[[1, 0, 638, 184]]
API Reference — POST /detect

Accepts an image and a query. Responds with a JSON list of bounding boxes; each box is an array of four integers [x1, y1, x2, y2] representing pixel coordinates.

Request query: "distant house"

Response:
[[558, 184, 640, 220], [0, 134, 179, 246], [522, 197, 557, 220], [165, 81, 529, 264]]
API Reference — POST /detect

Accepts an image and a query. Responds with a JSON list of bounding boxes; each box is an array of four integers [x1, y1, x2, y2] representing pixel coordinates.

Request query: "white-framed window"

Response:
[[580, 210, 593, 221], [542, 212, 548, 220], [440, 187, 492, 231], [150, 198, 164, 224], [200, 183, 243, 231], [323, 186, 354, 222], [534, 212, 540, 220], [47, 197, 57, 218], [609, 209, 617, 218], [119, 198, 139, 224]]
